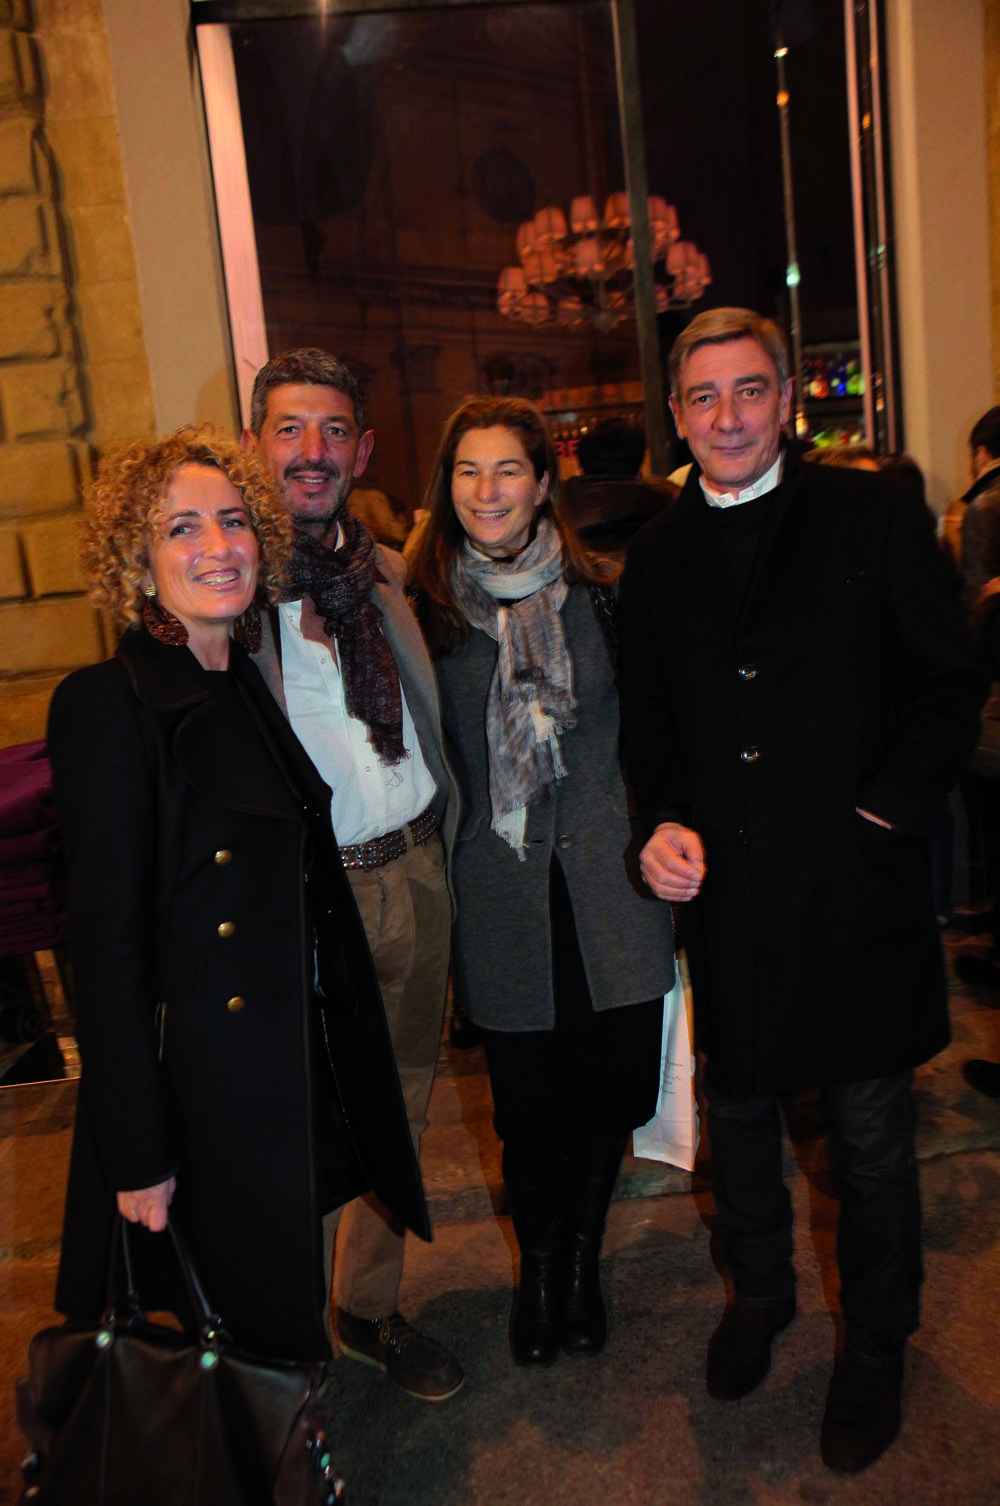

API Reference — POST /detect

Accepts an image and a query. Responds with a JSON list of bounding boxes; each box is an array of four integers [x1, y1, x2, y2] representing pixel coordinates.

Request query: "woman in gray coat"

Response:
[[410, 397, 674, 1365]]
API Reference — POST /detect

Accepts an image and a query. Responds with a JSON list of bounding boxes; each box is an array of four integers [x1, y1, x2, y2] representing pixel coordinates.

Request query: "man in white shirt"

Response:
[[242, 348, 461, 1402], [618, 308, 984, 1473]]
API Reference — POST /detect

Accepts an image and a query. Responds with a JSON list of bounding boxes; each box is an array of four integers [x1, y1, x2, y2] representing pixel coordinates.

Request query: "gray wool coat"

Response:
[[435, 581, 675, 1030]]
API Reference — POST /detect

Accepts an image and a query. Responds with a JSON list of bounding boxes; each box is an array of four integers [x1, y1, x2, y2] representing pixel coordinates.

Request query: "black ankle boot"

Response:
[[559, 1135, 628, 1355], [506, 1178, 562, 1366]]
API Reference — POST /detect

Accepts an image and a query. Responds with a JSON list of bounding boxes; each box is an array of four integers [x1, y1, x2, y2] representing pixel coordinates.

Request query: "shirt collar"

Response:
[[700, 451, 784, 509]]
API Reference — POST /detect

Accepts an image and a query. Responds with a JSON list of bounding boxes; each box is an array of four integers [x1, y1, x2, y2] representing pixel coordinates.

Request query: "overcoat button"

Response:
[[557, 834, 573, 850], [214, 850, 232, 866], [740, 747, 761, 763], [226, 996, 245, 1012], [217, 921, 236, 939], [738, 665, 758, 680]]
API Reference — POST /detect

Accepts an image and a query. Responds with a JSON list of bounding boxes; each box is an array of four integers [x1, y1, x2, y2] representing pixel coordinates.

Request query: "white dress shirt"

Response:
[[279, 600, 436, 846], [700, 452, 785, 509]]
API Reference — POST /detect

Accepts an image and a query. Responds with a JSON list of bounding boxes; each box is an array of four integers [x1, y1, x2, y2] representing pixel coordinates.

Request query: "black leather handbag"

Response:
[[15, 1217, 345, 1506]]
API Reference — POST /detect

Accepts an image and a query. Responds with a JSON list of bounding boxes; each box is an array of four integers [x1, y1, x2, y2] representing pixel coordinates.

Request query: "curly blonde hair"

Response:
[[79, 427, 294, 635]]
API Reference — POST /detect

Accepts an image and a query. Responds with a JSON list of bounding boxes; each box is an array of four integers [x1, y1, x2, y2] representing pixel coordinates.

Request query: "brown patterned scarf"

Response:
[[282, 513, 406, 765]]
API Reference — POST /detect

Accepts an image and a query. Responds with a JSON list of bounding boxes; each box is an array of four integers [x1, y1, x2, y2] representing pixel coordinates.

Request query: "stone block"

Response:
[[47, 118, 124, 207], [0, 596, 101, 673], [0, 439, 82, 514], [78, 278, 145, 365], [0, 118, 38, 195], [0, 199, 60, 278], [34, 0, 105, 28], [0, 361, 85, 441], [0, 672, 71, 747], [37, 28, 115, 120], [0, 29, 38, 109], [0, 282, 68, 362], [68, 203, 135, 285], [0, 1, 34, 27], [0, 525, 26, 599], [22, 511, 84, 595], [88, 356, 155, 447]]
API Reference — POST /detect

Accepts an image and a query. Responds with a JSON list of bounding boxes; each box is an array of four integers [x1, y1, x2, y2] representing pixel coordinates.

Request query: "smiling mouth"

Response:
[[197, 570, 241, 586], [288, 467, 337, 486], [472, 509, 511, 520]]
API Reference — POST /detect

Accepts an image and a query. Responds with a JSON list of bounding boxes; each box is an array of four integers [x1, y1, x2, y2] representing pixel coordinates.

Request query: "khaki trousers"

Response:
[[322, 831, 450, 1321]]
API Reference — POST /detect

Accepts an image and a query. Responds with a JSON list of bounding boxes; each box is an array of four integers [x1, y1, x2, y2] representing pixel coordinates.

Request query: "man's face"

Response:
[[670, 336, 793, 496], [242, 383, 374, 538]]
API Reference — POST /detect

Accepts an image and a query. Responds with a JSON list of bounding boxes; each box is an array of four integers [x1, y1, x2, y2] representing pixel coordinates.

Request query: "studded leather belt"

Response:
[[340, 805, 438, 872]]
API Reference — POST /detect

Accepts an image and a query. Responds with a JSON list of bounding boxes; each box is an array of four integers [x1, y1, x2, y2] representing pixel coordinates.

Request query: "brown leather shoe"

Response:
[[706, 1295, 796, 1400], [335, 1310, 464, 1402], [820, 1353, 903, 1473]]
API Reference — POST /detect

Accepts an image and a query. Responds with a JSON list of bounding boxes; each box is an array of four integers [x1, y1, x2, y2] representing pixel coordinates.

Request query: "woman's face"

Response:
[[450, 426, 548, 559], [145, 464, 259, 640]]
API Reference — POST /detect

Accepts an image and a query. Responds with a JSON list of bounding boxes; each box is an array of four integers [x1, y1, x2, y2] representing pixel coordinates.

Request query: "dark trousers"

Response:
[[705, 1070, 922, 1362], [480, 859, 662, 1187]]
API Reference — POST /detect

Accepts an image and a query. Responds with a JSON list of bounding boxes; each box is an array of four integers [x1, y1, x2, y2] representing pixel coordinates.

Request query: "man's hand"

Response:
[[117, 1176, 176, 1233], [640, 822, 706, 902]]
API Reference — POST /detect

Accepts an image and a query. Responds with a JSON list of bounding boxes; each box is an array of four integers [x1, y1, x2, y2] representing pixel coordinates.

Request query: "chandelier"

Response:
[[496, 194, 711, 334]]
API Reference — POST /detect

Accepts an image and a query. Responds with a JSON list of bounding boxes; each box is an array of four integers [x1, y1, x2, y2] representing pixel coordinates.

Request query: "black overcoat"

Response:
[[48, 628, 429, 1361], [618, 454, 987, 1097]]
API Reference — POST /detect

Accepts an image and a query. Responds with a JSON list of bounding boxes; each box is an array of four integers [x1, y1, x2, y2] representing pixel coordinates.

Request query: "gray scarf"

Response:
[[450, 517, 576, 857]]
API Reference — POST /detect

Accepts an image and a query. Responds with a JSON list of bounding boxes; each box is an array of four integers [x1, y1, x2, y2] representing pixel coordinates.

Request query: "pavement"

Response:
[[2, 924, 1000, 1504]]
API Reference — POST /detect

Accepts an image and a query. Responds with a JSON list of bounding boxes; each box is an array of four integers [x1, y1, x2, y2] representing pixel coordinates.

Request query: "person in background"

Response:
[[241, 349, 462, 1403], [959, 406, 1000, 610], [561, 418, 677, 560], [48, 428, 427, 1377], [618, 307, 984, 1474], [409, 396, 674, 1368], [347, 485, 411, 551], [963, 530, 1000, 1097]]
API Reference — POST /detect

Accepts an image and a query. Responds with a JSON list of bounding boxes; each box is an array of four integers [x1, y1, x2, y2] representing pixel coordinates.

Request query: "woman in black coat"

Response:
[[49, 429, 426, 1364], [409, 398, 674, 1367]]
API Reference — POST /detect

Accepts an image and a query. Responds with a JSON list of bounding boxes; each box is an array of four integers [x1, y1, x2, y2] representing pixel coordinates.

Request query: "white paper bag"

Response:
[[632, 952, 699, 1171]]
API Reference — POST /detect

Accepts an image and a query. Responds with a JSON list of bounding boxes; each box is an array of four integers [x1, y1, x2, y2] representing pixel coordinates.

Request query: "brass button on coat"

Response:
[[738, 665, 758, 681], [740, 747, 761, 763], [214, 849, 232, 866], [217, 921, 236, 939], [226, 996, 245, 1012]]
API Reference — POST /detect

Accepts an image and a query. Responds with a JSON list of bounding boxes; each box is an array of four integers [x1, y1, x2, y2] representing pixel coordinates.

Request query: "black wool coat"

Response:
[[618, 454, 987, 1097], [48, 628, 428, 1361]]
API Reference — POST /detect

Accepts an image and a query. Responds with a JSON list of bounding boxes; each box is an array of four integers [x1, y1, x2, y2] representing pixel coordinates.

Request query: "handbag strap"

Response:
[[587, 581, 619, 685], [104, 1214, 225, 1346]]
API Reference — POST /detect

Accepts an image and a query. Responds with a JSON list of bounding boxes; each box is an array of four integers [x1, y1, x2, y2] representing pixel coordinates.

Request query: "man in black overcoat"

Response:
[[618, 308, 986, 1474]]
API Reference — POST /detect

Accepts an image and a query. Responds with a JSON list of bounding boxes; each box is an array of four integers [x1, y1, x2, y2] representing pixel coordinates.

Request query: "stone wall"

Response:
[[988, 0, 1000, 398], [0, 0, 155, 746]]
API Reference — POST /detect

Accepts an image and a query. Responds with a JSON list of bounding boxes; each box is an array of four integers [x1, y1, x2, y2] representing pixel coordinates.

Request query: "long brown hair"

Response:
[[409, 396, 613, 653]]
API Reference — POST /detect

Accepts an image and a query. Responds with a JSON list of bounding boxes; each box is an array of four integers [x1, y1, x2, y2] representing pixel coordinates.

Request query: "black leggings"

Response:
[[479, 859, 662, 1181]]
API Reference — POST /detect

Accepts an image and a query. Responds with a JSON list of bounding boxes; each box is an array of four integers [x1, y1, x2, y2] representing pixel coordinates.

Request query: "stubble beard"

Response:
[[282, 465, 352, 542]]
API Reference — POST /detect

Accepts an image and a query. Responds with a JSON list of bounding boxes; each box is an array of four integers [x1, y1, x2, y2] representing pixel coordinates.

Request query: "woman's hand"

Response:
[[117, 1177, 176, 1232]]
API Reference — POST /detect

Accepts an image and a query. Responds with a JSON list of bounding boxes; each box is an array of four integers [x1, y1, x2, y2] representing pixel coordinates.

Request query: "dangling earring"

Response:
[[143, 583, 157, 597], [142, 594, 189, 646], [233, 597, 262, 655]]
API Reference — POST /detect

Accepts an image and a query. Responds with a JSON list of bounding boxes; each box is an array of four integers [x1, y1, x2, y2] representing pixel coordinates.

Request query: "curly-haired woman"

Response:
[[49, 428, 427, 1362]]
